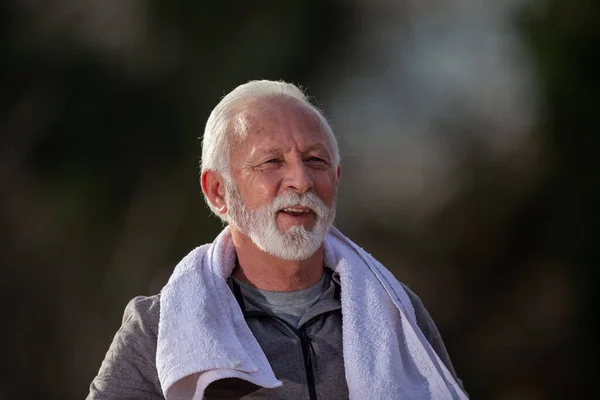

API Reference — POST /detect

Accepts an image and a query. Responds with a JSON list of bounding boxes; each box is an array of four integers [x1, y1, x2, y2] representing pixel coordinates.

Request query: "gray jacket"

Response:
[[87, 270, 464, 399]]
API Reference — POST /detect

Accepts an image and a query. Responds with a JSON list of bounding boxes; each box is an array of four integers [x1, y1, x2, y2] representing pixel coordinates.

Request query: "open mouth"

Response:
[[277, 206, 315, 217]]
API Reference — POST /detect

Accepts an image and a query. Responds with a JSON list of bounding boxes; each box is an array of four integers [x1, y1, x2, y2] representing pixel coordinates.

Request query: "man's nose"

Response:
[[283, 158, 313, 194]]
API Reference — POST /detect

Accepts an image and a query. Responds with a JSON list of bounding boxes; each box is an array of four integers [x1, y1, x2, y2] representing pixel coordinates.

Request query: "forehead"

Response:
[[232, 97, 329, 151]]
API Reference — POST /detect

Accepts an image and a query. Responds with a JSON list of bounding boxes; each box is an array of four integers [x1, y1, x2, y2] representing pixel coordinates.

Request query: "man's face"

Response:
[[225, 98, 340, 260]]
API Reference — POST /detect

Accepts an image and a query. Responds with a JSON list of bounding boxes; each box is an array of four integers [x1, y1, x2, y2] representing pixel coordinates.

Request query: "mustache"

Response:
[[269, 192, 328, 217]]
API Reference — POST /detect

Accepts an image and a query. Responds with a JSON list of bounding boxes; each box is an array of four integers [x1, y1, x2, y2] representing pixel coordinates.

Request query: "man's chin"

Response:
[[276, 220, 320, 234]]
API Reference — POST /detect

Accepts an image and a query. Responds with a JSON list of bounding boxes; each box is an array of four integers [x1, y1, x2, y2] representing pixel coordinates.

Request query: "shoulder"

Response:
[[399, 282, 423, 309], [112, 293, 161, 358], [87, 295, 163, 399], [398, 282, 465, 391], [398, 283, 440, 344], [116, 294, 161, 354], [399, 284, 427, 321], [122, 294, 161, 331]]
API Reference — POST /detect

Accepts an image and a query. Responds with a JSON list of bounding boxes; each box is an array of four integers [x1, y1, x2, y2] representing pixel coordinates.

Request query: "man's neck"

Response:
[[230, 228, 324, 292]]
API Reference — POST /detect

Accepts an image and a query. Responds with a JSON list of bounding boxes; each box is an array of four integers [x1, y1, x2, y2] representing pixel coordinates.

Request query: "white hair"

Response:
[[200, 80, 340, 221]]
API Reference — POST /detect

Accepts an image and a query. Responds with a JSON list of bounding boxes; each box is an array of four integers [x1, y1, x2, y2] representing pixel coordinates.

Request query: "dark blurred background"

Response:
[[1, 0, 598, 399]]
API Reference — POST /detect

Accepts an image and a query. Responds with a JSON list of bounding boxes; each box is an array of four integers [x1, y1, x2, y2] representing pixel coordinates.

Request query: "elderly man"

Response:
[[88, 80, 467, 399]]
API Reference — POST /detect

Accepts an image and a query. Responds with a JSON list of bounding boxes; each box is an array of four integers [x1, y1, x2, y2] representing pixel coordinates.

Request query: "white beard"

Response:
[[224, 178, 336, 261]]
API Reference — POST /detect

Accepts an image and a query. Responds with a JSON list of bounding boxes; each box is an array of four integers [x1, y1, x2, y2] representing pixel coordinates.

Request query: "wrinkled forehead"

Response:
[[230, 96, 328, 144]]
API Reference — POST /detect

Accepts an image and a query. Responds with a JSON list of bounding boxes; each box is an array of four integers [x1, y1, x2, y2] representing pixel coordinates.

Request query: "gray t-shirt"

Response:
[[231, 273, 327, 328]]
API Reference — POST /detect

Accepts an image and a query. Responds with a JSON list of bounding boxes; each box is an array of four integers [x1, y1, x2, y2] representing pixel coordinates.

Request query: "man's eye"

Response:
[[265, 159, 280, 164], [307, 157, 326, 163]]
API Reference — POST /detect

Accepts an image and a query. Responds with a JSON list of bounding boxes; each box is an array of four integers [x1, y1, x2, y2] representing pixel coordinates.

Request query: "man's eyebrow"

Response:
[[303, 143, 329, 153], [250, 147, 282, 159], [251, 143, 330, 158]]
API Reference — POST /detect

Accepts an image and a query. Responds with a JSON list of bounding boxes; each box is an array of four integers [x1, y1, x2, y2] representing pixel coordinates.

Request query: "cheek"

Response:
[[311, 171, 337, 206], [240, 175, 281, 209]]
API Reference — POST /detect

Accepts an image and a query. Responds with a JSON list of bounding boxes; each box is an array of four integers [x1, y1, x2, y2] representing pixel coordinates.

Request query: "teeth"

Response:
[[282, 207, 310, 213]]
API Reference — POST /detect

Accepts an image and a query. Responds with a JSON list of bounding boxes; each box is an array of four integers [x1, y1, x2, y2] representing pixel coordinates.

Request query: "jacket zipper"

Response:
[[299, 328, 318, 400], [244, 311, 318, 400]]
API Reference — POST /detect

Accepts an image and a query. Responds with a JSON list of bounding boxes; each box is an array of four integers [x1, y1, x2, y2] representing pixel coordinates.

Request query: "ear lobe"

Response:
[[201, 170, 228, 214]]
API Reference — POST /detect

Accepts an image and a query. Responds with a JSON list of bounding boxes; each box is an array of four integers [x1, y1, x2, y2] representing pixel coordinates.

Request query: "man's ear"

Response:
[[200, 170, 227, 214], [336, 164, 342, 181]]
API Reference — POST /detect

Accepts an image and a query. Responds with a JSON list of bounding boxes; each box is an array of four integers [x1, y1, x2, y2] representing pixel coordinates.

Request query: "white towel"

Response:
[[157, 226, 468, 399]]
